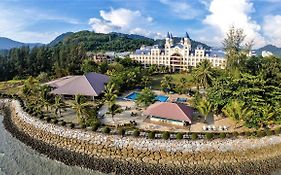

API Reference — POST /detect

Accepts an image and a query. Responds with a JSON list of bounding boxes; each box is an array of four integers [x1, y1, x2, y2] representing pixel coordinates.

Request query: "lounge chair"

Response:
[[203, 125, 207, 131]]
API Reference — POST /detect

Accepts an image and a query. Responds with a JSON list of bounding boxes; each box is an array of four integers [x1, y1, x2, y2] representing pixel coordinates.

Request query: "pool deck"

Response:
[[122, 90, 192, 104]]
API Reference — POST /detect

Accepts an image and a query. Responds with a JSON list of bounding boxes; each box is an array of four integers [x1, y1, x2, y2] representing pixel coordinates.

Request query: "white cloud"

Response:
[[263, 15, 281, 47], [0, 3, 80, 43], [89, 8, 162, 39], [160, 0, 200, 20], [202, 0, 266, 48]]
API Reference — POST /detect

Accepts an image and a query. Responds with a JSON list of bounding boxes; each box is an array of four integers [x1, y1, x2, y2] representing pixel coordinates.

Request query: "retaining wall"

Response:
[[2, 99, 281, 175]]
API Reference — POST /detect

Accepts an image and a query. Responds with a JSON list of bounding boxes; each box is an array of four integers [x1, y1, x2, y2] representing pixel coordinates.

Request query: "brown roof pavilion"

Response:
[[144, 102, 193, 124], [46, 72, 109, 96]]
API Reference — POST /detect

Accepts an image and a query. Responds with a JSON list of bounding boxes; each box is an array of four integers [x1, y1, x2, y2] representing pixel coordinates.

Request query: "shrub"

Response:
[[70, 123, 75, 128], [46, 117, 51, 123], [133, 129, 140, 137], [275, 127, 281, 135], [233, 132, 239, 137], [39, 115, 44, 120], [266, 130, 273, 136], [118, 128, 126, 136], [103, 127, 111, 134], [61, 121, 66, 126], [92, 123, 100, 131], [239, 132, 245, 136], [205, 133, 213, 140], [219, 132, 226, 139], [148, 131, 155, 139], [53, 119, 58, 124], [176, 133, 183, 140], [191, 133, 198, 140], [245, 131, 251, 137], [162, 131, 170, 140], [81, 124, 86, 129], [226, 133, 233, 138], [257, 130, 265, 137]]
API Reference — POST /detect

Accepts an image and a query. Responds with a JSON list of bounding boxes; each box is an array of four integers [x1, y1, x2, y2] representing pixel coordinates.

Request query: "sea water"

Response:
[[0, 115, 106, 175]]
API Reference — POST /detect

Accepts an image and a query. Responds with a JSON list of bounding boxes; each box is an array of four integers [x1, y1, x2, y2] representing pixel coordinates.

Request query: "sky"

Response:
[[1, 0, 281, 48]]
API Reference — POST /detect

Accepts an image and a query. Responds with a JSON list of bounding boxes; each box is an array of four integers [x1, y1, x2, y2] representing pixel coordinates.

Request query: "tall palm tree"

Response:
[[141, 76, 151, 87], [22, 76, 39, 97], [161, 75, 173, 92], [106, 103, 123, 129], [192, 59, 213, 90], [222, 99, 253, 128], [103, 83, 118, 105], [38, 85, 52, 112], [178, 77, 187, 94], [71, 95, 92, 123], [196, 97, 213, 123], [136, 87, 156, 107], [52, 96, 65, 117]]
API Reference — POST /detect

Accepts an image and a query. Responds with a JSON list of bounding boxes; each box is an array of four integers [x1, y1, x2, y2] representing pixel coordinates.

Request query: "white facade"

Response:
[[130, 32, 226, 71]]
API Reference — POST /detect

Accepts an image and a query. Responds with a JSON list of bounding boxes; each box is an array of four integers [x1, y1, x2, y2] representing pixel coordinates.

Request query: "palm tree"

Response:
[[161, 75, 173, 92], [106, 103, 123, 129], [141, 76, 151, 87], [52, 96, 65, 117], [38, 85, 52, 112], [136, 87, 156, 107], [222, 99, 253, 128], [22, 76, 39, 97], [196, 97, 213, 123], [103, 83, 118, 105], [177, 77, 187, 94], [71, 95, 92, 123], [192, 59, 213, 90]]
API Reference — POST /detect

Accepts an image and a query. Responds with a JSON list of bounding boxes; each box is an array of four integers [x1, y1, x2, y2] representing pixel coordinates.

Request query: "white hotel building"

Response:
[[130, 32, 226, 71]]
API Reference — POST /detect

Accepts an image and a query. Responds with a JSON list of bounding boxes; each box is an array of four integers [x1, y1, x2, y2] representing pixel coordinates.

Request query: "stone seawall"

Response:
[[2, 99, 281, 175]]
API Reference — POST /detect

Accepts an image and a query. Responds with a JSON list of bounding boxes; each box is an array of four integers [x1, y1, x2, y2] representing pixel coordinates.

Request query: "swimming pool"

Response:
[[125, 92, 169, 102], [176, 98, 187, 103]]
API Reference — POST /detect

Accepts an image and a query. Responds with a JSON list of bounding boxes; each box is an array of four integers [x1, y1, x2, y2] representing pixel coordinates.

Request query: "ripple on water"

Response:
[[0, 115, 106, 175]]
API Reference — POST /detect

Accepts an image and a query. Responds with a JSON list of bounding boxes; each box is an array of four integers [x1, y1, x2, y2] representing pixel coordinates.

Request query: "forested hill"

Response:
[[52, 31, 210, 51], [255, 45, 281, 57], [0, 30, 210, 81], [0, 37, 43, 50], [57, 31, 155, 52]]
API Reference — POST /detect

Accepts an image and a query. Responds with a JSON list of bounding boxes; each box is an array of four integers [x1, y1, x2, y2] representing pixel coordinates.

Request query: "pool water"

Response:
[[125, 92, 168, 102], [176, 98, 187, 103], [156, 95, 169, 102]]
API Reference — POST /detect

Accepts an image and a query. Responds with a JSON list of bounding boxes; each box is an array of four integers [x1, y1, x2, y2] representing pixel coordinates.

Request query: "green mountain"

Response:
[[256, 44, 281, 57], [0, 37, 43, 50], [49, 32, 74, 46], [55, 31, 210, 52]]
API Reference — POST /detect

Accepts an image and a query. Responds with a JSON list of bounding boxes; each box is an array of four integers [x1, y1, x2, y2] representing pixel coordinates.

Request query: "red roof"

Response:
[[144, 102, 193, 124]]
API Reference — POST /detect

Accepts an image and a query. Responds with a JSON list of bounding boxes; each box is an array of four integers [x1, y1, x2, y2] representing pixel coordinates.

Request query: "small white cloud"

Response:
[[263, 15, 281, 47], [160, 0, 200, 20], [89, 8, 161, 39]]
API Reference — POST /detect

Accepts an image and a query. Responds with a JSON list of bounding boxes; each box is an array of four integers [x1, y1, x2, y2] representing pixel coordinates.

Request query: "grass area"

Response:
[[0, 80, 24, 94], [149, 73, 194, 90]]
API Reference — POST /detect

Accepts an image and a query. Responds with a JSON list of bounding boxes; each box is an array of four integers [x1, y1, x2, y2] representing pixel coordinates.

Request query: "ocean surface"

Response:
[[0, 115, 106, 175]]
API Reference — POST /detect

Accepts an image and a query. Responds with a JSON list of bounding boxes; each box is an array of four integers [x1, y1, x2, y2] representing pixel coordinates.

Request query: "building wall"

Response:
[[130, 36, 226, 71], [150, 116, 185, 126]]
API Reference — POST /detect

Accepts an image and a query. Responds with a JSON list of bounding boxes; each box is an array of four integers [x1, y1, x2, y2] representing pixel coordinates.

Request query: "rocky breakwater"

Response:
[[2, 99, 281, 174]]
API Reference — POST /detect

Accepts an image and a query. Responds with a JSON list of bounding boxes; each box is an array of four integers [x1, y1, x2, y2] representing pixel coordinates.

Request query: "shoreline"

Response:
[[2, 99, 281, 174]]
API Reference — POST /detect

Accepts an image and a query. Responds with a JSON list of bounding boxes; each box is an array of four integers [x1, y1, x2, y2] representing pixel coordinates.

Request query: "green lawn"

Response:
[[0, 80, 24, 94], [149, 73, 193, 90]]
